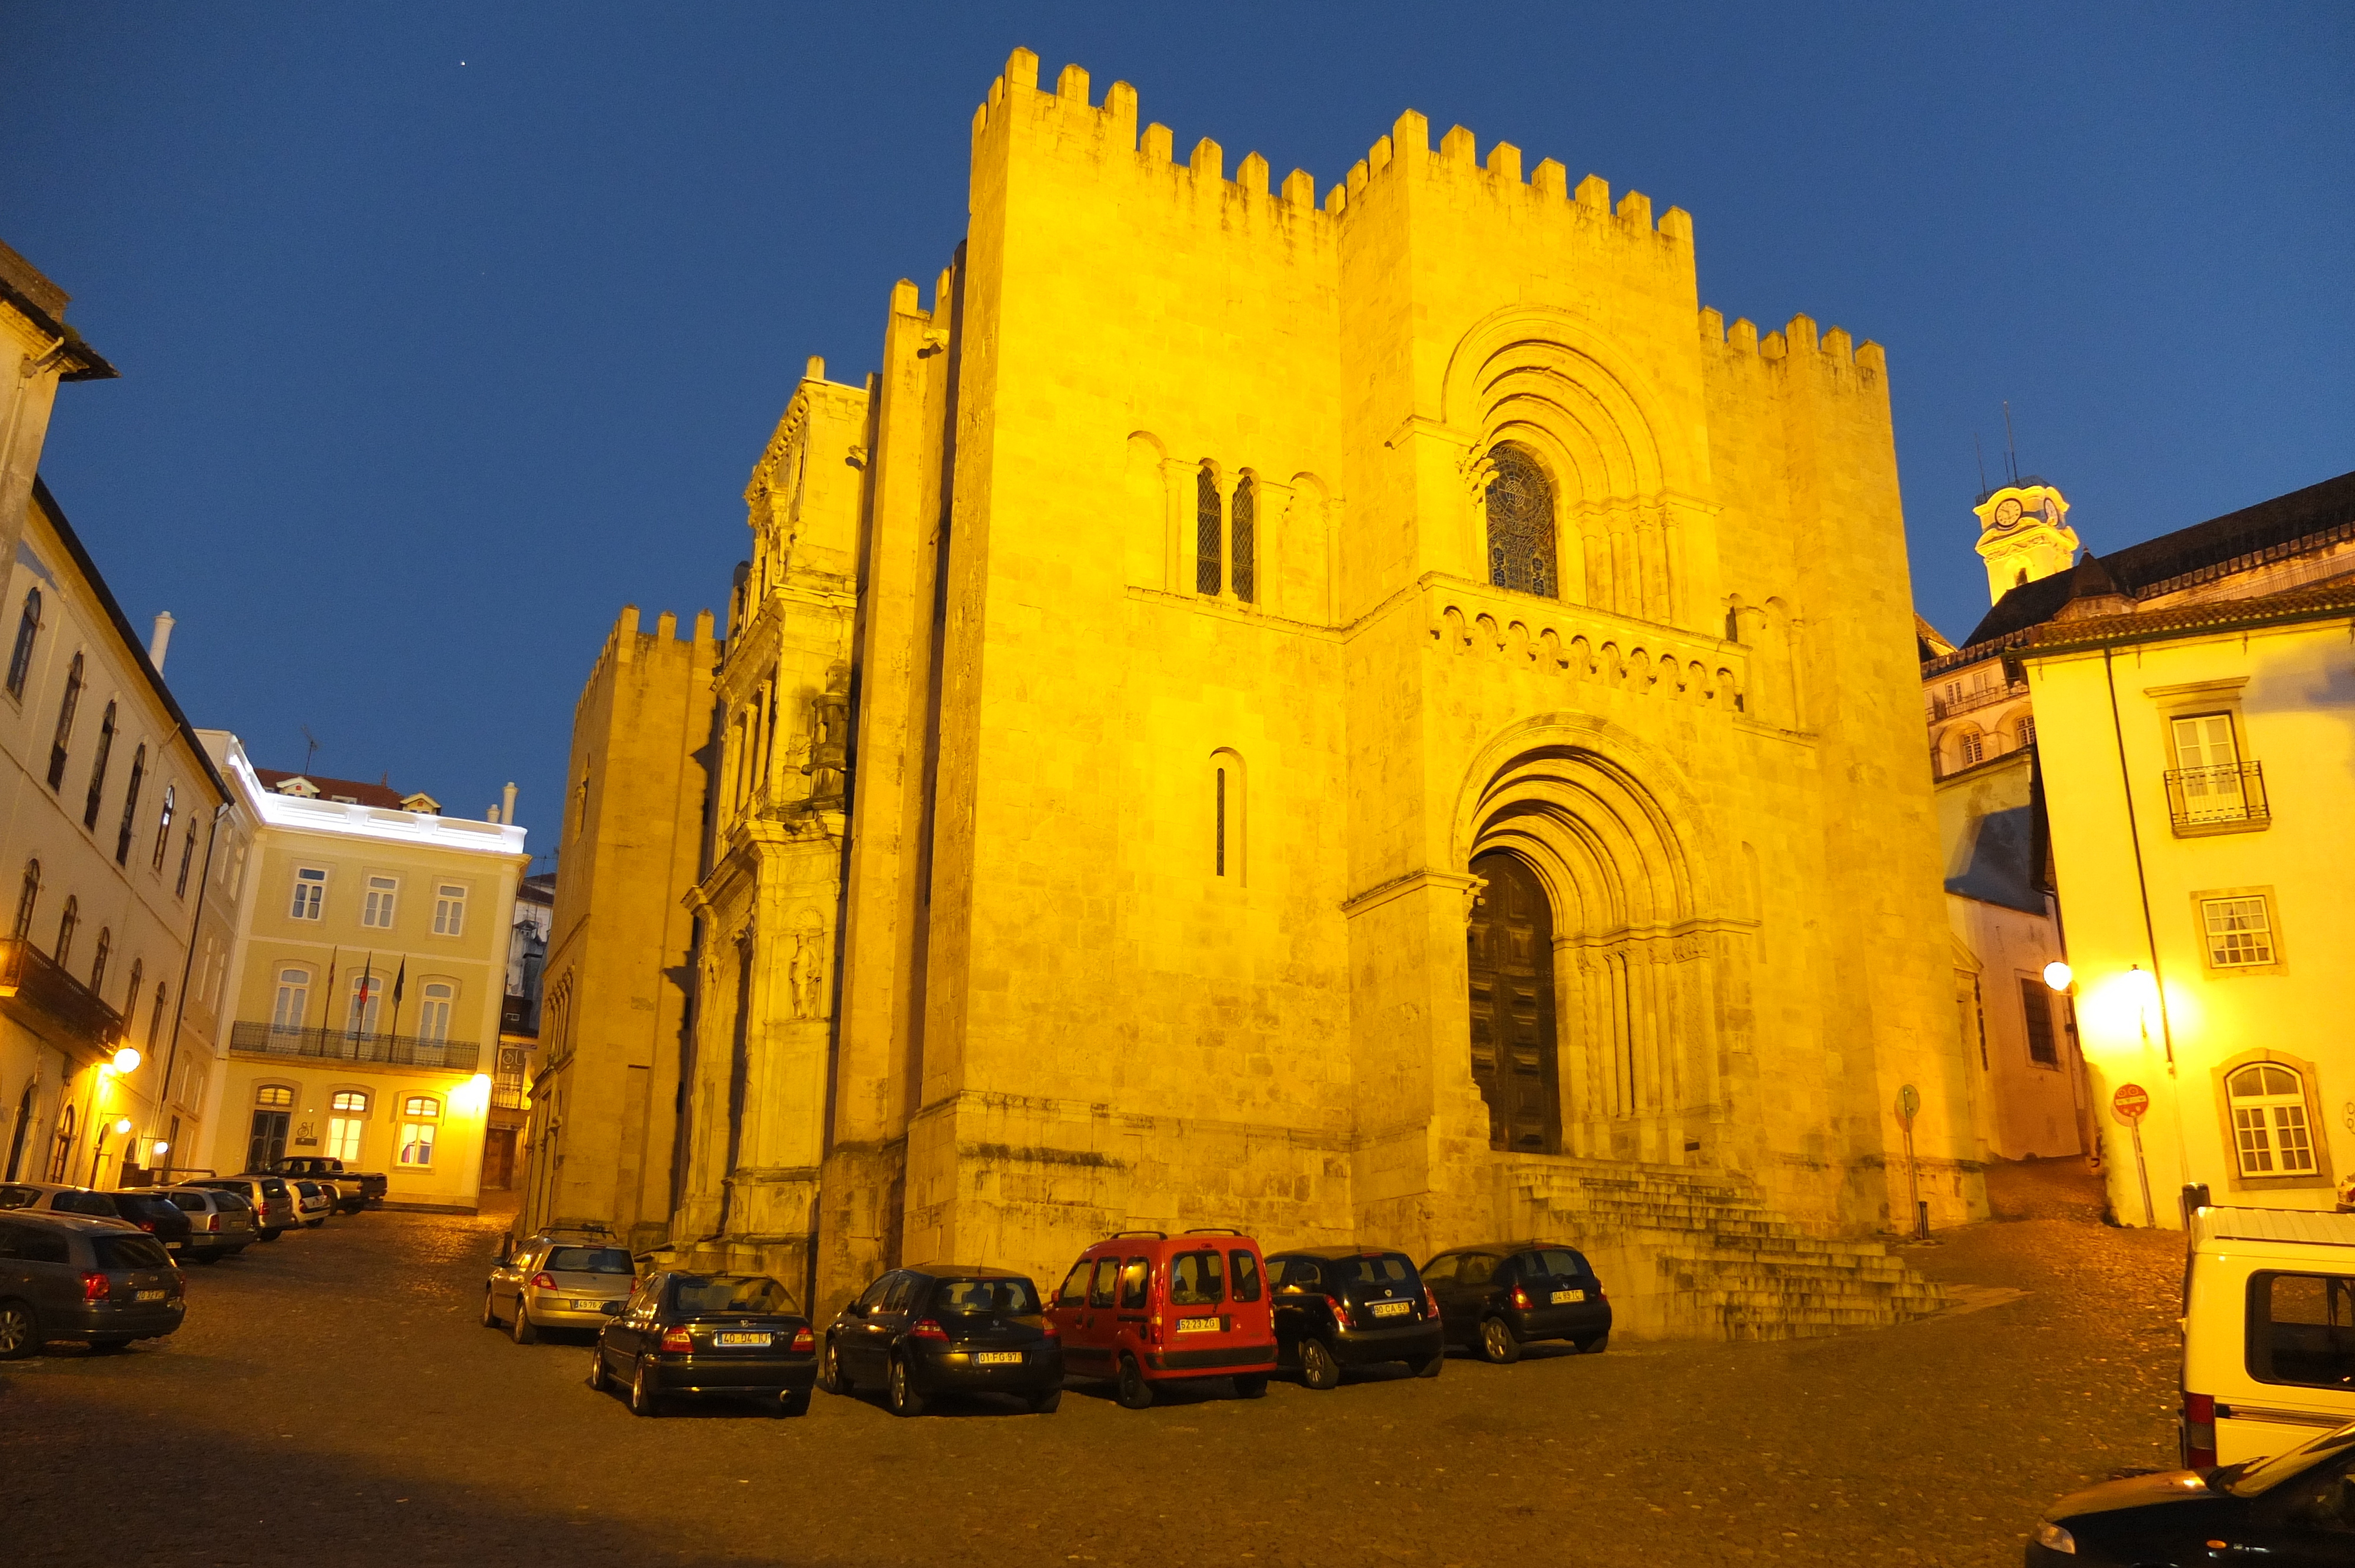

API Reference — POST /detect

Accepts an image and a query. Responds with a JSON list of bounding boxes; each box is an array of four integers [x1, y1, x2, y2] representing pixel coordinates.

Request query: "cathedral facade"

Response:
[[533, 51, 1978, 1337]]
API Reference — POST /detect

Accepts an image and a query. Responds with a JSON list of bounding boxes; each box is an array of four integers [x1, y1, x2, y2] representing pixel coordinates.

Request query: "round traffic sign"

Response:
[[1897, 1084, 1921, 1121], [2113, 1082, 2151, 1122]]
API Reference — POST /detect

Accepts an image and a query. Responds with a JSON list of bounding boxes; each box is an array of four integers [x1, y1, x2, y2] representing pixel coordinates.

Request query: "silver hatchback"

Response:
[[154, 1185, 257, 1263], [484, 1235, 636, 1343]]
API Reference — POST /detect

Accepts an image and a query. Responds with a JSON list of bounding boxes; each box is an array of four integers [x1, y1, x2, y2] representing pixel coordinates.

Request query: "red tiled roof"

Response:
[[2021, 578, 2355, 653], [255, 769, 409, 810]]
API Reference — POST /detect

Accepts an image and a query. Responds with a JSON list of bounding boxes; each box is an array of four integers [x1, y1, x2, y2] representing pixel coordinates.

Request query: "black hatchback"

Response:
[[1422, 1241, 1611, 1362], [588, 1271, 818, 1417], [2026, 1420, 2355, 1563], [820, 1265, 1063, 1416], [1265, 1248, 1445, 1388], [105, 1192, 194, 1254]]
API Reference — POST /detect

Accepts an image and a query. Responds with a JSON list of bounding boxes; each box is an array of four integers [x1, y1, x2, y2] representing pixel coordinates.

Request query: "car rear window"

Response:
[[933, 1277, 1041, 1314], [1331, 1253, 1415, 1285], [1169, 1250, 1225, 1306], [0, 1185, 36, 1210], [2248, 1270, 2355, 1390], [54, 1191, 116, 1217], [116, 1195, 173, 1218], [1522, 1248, 1592, 1280], [163, 1192, 210, 1212], [546, 1246, 633, 1274], [669, 1274, 795, 1316], [92, 1235, 173, 1270], [1270, 1257, 1321, 1288], [1229, 1250, 1262, 1302]]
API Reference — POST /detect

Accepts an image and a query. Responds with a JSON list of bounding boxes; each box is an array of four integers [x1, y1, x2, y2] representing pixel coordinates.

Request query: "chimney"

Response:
[[148, 612, 175, 671], [500, 782, 518, 825]]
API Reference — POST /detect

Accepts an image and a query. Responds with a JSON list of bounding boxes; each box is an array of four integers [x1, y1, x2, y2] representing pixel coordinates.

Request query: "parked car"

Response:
[[1421, 1241, 1611, 1362], [0, 1211, 185, 1356], [287, 1179, 334, 1228], [1047, 1230, 1276, 1408], [103, 1191, 194, 1254], [268, 1155, 384, 1212], [2027, 1419, 2355, 1564], [483, 1233, 636, 1342], [2180, 1205, 2355, 1466], [819, 1264, 1062, 1416], [1265, 1247, 1445, 1388], [0, 1182, 140, 1222], [152, 1185, 256, 1263], [189, 1176, 297, 1240], [588, 1270, 817, 1417]]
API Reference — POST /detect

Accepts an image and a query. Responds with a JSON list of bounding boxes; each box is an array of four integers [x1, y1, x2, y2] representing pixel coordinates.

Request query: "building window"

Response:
[[399, 1097, 439, 1168], [2228, 1063, 2317, 1177], [418, 981, 455, 1043], [151, 785, 175, 872], [88, 928, 110, 998], [1484, 444, 1557, 599], [45, 652, 81, 790], [2017, 716, 2036, 748], [82, 700, 117, 829], [347, 974, 383, 1037], [55, 896, 77, 969], [1959, 730, 1985, 767], [256, 1084, 294, 1109], [2018, 976, 2059, 1065], [361, 875, 397, 929], [1230, 474, 1257, 604], [289, 866, 326, 921], [433, 884, 466, 936], [14, 859, 38, 939], [1195, 462, 1222, 596], [2203, 895, 2276, 969], [327, 1090, 367, 1162], [1210, 749, 1244, 881], [114, 743, 146, 863], [1215, 767, 1228, 876], [6, 587, 40, 699], [2170, 711, 2254, 825], [148, 985, 168, 1054], [47, 1104, 75, 1181], [123, 960, 141, 1029], [272, 967, 311, 1030]]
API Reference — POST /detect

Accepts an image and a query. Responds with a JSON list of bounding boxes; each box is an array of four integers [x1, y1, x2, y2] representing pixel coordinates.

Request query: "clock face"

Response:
[[1993, 497, 2024, 528]]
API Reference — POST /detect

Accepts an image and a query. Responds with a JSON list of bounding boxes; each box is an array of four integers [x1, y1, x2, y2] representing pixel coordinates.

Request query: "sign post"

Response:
[[1896, 1084, 1925, 1239], [2113, 1082, 2154, 1227]]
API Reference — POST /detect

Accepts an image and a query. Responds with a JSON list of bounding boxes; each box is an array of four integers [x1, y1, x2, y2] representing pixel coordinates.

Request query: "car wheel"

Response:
[[1029, 1387, 1062, 1414], [1414, 1351, 1445, 1378], [816, 1338, 850, 1396], [510, 1301, 537, 1344], [629, 1358, 661, 1417], [0, 1300, 38, 1360], [192, 1251, 221, 1265], [1578, 1331, 1610, 1355], [1298, 1337, 1341, 1390], [777, 1387, 811, 1417], [1480, 1317, 1522, 1364], [1115, 1354, 1154, 1410], [586, 1344, 609, 1391], [887, 1354, 927, 1418], [1233, 1373, 1270, 1398], [259, 1229, 282, 1242], [481, 1290, 500, 1328]]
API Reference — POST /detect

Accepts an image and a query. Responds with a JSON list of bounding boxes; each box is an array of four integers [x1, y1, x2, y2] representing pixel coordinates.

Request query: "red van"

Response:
[[1048, 1230, 1278, 1408]]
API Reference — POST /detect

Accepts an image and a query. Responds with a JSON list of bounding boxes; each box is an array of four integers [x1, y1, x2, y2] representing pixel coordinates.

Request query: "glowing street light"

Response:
[[150, 1140, 171, 1157], [111, 1045, 141, 1074], [2042, 961, 2074, 992], [111, 1117, 132, 1136]]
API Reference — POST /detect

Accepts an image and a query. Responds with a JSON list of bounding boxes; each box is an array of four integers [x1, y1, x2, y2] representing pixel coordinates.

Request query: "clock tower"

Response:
[[1973, 481, 2077, 604]]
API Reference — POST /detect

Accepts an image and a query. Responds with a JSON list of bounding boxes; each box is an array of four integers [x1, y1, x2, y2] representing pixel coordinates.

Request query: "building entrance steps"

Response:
[[1501, 1156, 1949, 1341]]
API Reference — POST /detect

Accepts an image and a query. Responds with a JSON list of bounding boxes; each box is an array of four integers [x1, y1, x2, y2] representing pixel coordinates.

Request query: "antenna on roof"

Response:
[[1973, 434, 1990, 499], [2002, 401, 2021, 486], [300, 723, 319, 775]]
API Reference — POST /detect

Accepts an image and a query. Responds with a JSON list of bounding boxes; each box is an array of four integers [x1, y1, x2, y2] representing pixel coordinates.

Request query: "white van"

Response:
[[2182, 1207, 2355, 1466]]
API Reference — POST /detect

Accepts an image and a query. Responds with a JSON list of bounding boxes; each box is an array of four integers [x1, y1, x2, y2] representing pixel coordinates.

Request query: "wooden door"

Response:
[[1468, 852, 1561, 1153]]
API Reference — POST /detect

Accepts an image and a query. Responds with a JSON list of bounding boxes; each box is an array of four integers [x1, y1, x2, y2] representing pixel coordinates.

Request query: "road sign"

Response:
[[2113, 1083, 2151, 1122], [1896, 1084, 1920, 1121]]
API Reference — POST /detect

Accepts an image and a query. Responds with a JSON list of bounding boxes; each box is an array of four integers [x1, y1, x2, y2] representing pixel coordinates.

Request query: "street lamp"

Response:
[[111, 1045, 141, 1074], [150, 1140, 170, 1157], [2042, 961, 2073, 992], [112, 1117, 132, 1136]]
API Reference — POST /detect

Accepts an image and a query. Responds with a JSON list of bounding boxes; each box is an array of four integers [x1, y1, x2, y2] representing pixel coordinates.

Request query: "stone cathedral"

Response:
[[528, 50, 1978, 1338]]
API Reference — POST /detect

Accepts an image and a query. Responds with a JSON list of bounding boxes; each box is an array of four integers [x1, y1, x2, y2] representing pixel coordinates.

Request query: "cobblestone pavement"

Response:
[[4, 1167, 2183, 1567]]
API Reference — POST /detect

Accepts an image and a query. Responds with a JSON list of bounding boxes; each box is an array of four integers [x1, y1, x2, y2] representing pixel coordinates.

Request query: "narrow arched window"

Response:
[[124, 960, 142, 1028], [6, 588, 40, 699], [55, 895, 78, 968], [1216, 765, 1228, 875], [114, 743, 147, 863], [148, 984, 169, 1053], [82, 700, 118, 829], [2228, 1062, 2317, 1176], [14, 859, 38, 939], [1210, 749, 1245, 881], [46, 652, 82, 790], [175, 823, 198, 898], [151, 784, 176, 872], [89, 928, 110, 996], [419, 980, 455, 1042], [1230, 475, 1257, 604], [1484, 445, 1557, 599], [1195, 463, 1222, 596]]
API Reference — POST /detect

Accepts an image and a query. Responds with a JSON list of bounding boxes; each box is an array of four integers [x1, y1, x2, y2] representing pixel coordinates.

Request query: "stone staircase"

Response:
[[1504, 1157, 1949, 1341]]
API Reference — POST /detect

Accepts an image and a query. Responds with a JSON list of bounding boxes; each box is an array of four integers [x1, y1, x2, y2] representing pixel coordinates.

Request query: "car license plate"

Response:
[[975, 1351, 1023, 1365], [1550, 1288, 1585, 1304], [1371, 1300, 1411, 1317], [135, 1289, 167, 1302], [1175, 1315, 1219, 1334], [714, 1331, 771, 1347], [573, 1298, 608, 1311]]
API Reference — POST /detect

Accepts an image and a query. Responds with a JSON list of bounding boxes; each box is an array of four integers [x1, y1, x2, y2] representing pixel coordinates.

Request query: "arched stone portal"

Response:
[[1467, 851, 1561, 1154]]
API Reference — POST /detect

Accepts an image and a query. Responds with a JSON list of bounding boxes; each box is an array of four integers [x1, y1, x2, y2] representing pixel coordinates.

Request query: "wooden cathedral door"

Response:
[[1467, 852, 1562, 1154]]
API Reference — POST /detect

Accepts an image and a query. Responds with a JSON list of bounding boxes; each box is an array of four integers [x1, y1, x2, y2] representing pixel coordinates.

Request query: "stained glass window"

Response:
[[1231, 476, 1256, 603], [1485, 445, 1557, 598], [1196, 463, 1222, 596]]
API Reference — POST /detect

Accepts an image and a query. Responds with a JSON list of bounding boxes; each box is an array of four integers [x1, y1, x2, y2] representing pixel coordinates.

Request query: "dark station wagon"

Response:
[[589, 1271, 818, 1417], [0, 1211, 185, 1356], [1422, 1241, 1611, 1362], [820, 1264, 1063, 1416]]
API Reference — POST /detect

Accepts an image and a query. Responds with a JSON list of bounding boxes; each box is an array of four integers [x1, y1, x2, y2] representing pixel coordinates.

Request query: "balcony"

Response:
[[1927, 679, 2029, 721], [2164, 762, 2271, 836], [228, 1021, 480, 1074], [0, 937, 126, 1062]]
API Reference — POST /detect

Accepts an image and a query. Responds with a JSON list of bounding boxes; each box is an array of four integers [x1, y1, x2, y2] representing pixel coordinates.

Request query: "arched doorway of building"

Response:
[[1468, 851, 1561, 1153]]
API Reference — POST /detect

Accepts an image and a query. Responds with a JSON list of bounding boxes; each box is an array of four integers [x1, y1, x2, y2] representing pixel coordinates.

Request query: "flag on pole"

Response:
[[322, 948, 339, 1036], [389, 959, 406, 1038]]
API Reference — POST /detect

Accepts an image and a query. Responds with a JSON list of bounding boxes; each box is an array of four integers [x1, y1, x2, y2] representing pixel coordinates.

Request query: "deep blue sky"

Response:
[[5, 4, 2349, 860]]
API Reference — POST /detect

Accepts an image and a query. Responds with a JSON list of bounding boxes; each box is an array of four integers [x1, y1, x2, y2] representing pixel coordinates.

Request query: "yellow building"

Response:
[[2018, 470, 2355, 1227], [540, 51, 1978, 1338], [0, 238, 245, 1192], [195, 733, 528, 1211]]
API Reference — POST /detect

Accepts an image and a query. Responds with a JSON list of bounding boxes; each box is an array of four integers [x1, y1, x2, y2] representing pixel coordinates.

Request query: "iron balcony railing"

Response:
[[1926, 679, 2029, 721], [491, 1082, 526, 1110], [2164, 761, 2271, 836], [228, 1020, 481, 1073], [0, 936, 126, 1060]]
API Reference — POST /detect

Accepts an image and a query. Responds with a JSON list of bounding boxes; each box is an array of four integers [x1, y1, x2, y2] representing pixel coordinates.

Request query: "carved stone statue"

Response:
[[788, 927, 824, 1020], [801, 663, 851, 803]]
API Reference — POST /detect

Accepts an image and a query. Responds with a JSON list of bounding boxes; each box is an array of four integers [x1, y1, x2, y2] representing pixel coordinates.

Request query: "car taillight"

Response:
[[660, 1327, 694, 1352], [530, 1273, 556, 1290], [137, 1220, 156, 1233], [2184, 1392, 2218, 1469], [1424, 1287, 1440, 1320], [907, 1318, 947, 1342], [81, 1272, 110, 1302], [1039, 1318, 1059, 1337], [1511, 1285, 1531, 1310], [1328, 1291, 1352, 1324], [201, 1215, 219, 1232], [790, 1327, 814, 1352]]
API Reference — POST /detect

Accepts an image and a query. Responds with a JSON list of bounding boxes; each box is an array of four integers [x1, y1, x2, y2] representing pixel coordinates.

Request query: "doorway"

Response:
[[247, 1108, 290, 1171], [482, 1126, 516, 1189], [1468, 851, 1562, 1154]]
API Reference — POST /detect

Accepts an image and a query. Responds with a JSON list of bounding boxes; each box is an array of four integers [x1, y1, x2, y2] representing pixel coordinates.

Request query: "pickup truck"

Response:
[[268, 1156, 386, 1213]]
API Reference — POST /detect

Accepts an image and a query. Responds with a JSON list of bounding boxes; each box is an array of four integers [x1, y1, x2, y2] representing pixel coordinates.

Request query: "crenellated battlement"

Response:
[[1696, 305, 1888, 384]]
